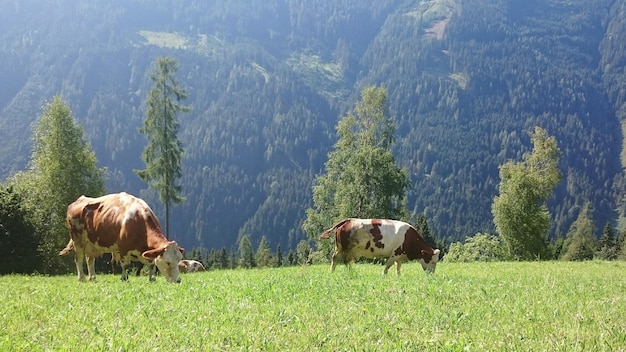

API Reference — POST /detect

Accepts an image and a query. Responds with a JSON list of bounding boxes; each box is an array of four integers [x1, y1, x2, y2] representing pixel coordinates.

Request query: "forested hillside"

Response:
[[1, 0, 624, 252]]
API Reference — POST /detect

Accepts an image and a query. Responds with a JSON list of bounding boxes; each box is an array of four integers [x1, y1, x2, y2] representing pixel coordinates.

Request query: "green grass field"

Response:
[[1, 261, 625, 351]]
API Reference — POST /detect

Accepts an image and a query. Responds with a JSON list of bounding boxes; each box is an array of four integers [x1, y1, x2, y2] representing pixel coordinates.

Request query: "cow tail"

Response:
[[319, 219, 350, 240], [319, 223, 340, 240], [319, 227, 334, 240], [59, 239, 75, 256]]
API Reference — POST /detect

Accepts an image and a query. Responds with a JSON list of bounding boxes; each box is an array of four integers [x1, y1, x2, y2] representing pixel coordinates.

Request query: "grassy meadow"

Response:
[[1, 261, 625, 351]]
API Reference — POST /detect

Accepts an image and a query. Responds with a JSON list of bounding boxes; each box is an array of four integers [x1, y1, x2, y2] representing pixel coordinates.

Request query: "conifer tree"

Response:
[[492, 127, 561, 260], [416, 213, 436, 247], [255, 235, 272, 267], [275, 244, 283, 267], [218, 248, 229, 269], [135, 57, 190, 239], [238, 234, 255, 268], [561, 203, 597, 261], [597, 222, 617, 260]]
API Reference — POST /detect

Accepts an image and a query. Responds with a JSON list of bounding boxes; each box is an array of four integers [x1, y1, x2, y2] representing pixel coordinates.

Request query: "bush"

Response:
[[445, 233, 510, 262]]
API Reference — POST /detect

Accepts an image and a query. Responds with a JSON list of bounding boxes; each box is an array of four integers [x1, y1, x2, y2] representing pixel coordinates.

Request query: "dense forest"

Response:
[[1, 0, 625, 254]]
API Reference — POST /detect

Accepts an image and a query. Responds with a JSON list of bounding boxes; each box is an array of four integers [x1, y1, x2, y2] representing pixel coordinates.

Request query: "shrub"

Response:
[[445, 233, 509, 262]]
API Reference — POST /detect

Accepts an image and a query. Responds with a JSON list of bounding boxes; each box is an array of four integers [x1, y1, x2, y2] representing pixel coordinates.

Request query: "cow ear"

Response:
[[168, 241, 184, 254], [433, 249, 441, 262], [142, 247, 165, 260]]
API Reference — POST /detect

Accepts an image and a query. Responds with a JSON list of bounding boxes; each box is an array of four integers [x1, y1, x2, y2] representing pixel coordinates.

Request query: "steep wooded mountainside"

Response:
[[1, 0, 625, 251]]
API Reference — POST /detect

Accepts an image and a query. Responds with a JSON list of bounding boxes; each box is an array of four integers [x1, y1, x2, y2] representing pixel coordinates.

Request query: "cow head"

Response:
[[178, 260, 189, 273], [419, 249, 440, 273], [142, 241, 184, 283]]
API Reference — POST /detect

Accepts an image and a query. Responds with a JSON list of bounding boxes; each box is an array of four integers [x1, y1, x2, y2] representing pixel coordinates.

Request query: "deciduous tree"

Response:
[[492, 126, 561, 260], [303, 86, 410, 245], [445, 233, 509, 262], [11, 96, 105, 273], [0, 185, 39, 274]]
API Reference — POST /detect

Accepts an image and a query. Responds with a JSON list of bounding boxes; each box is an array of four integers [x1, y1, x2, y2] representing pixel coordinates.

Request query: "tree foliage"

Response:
[[255, 235, 273, 268], [10, 96, 105, 274], [492, 127, 561, 260], [135, 57, 190, 239], [303, 86, 410, 240], [561, 203, 597, 261], [445, 233, 509, 262], [0, 185, 40, 274], [596, 222, 617, 260], [238, 234, 255, 268]]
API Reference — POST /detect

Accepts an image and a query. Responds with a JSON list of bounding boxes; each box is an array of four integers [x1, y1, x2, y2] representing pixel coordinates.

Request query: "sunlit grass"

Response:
[[1, 261, 625, 351]]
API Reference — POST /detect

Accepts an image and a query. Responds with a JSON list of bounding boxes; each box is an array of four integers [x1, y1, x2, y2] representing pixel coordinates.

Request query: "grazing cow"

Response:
[[178, 259, 206, 273], [60, 192, 184, 283], [319, 218, 440, 274]]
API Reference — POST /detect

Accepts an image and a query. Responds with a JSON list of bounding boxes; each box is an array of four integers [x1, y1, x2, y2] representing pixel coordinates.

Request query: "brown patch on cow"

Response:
[[365, 241, 371, 250], [403, 227, 433, 262], [83, 203, 100, 244], [371, 219, 383, 226], [370, 219, 384, 249], [337, 220, 353, 253]]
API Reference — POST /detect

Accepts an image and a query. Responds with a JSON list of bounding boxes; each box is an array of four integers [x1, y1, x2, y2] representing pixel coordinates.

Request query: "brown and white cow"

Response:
[[60, 192, 184, 283], [178, 259, 206, 273], [319, 218, 440, 275]]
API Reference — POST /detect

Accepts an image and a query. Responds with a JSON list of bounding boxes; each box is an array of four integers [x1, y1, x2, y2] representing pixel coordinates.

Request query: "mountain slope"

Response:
[[0, 0, 624, 251]]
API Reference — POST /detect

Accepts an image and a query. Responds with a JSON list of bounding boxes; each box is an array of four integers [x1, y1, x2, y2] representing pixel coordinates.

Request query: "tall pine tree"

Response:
[[135, 57, 190, 238]]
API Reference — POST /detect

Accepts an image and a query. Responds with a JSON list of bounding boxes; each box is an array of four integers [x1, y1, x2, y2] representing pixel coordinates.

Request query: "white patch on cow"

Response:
[[122, 203, 140, 224], [120, 195, 155, 225], [153, 243, 183, 283]]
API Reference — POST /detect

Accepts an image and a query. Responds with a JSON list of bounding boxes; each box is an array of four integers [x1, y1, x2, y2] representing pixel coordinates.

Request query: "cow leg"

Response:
[[120, 260, 131, 281], [74, 248, 87, 282], [383, 258, 394, 275], [86, 256, 97, 281], [330, 251, 340, 272], [395, 261, 402, 275], [147, 263, 157, 282]]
